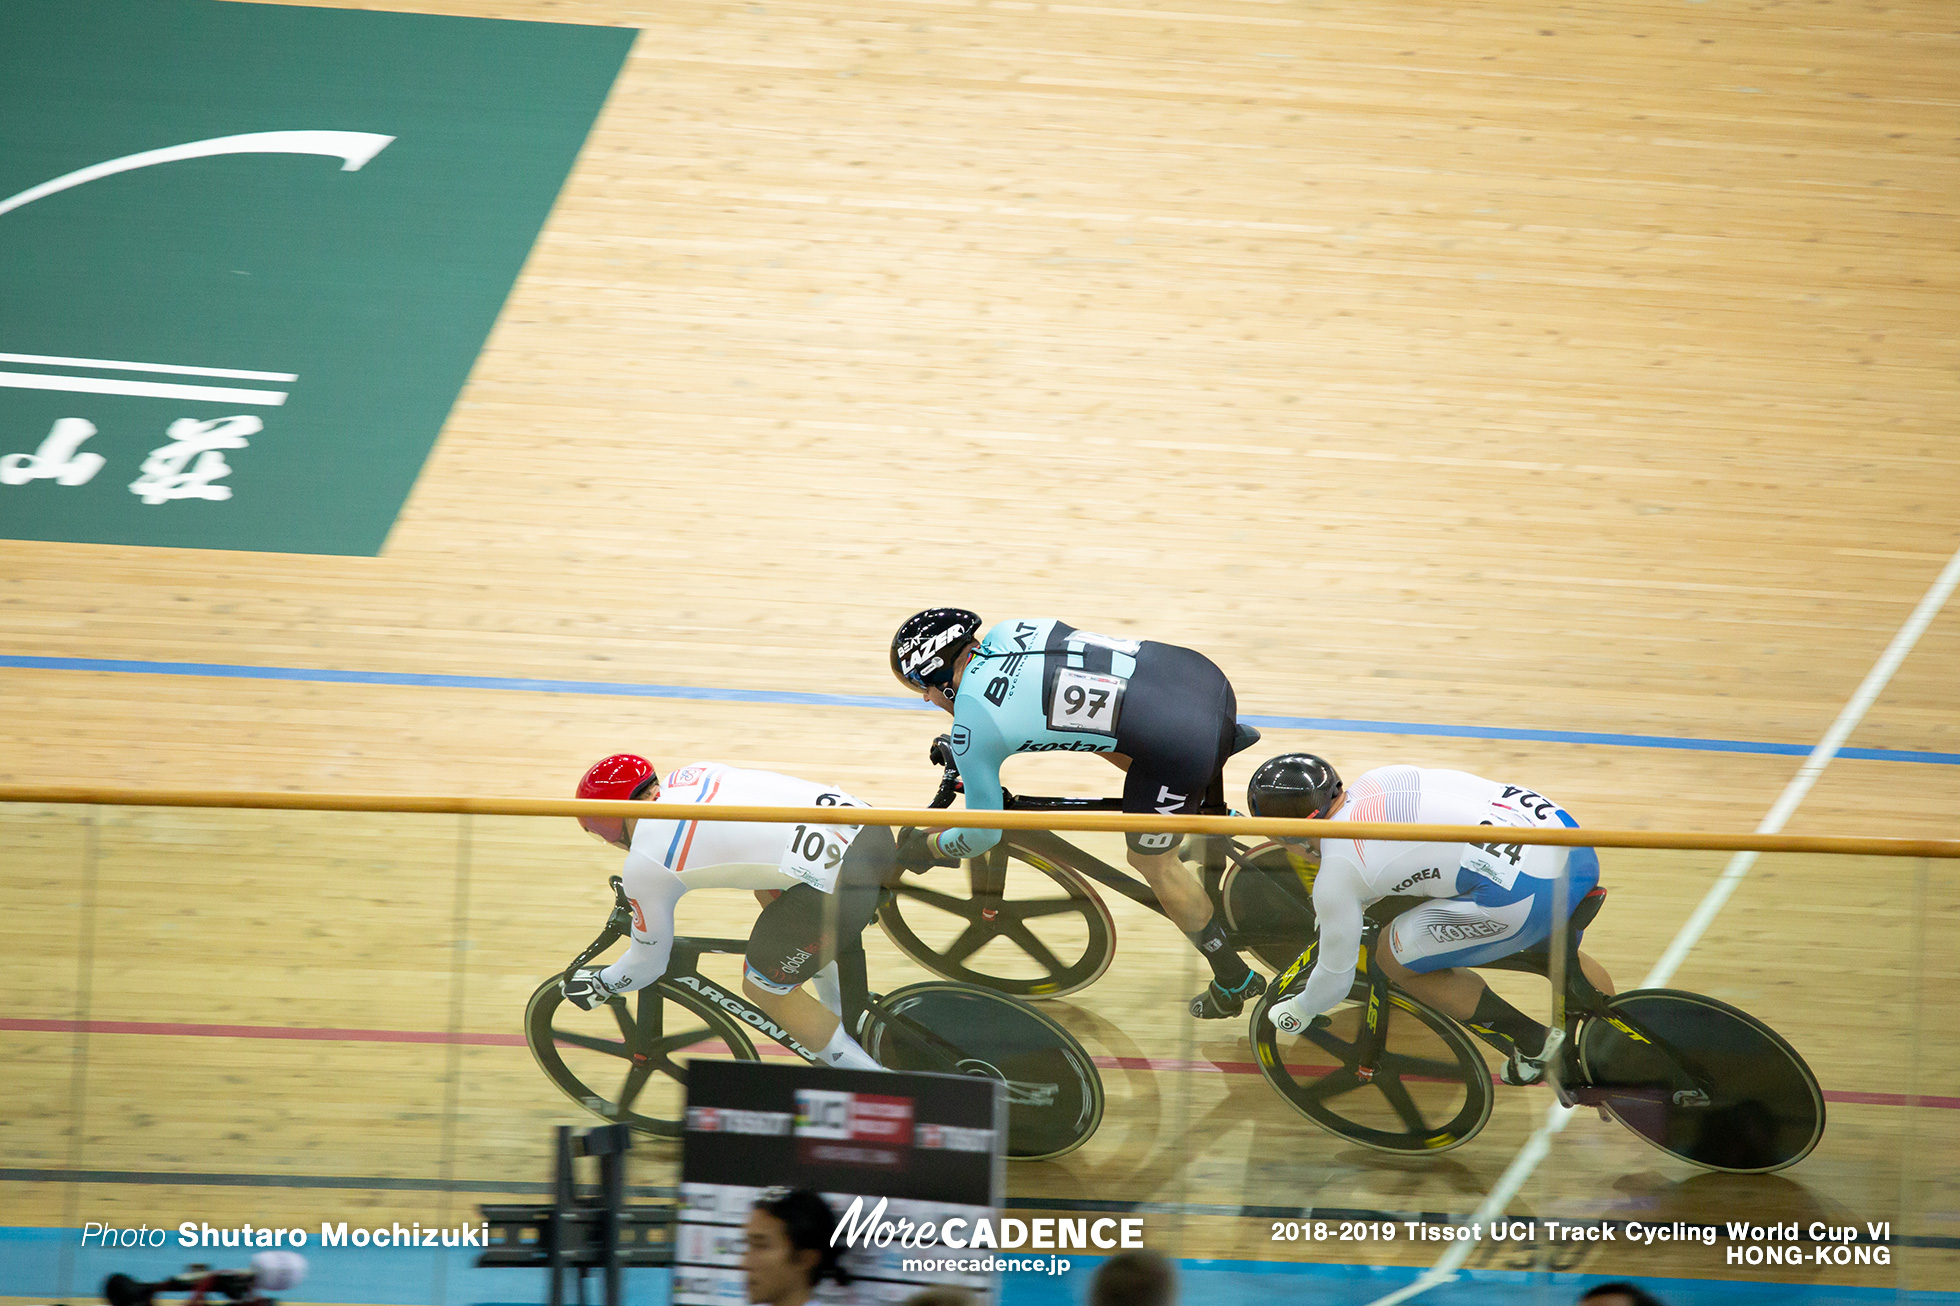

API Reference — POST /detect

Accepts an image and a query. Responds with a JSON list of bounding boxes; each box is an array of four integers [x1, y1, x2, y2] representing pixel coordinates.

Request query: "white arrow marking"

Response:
[[0, 130, 395, 219]]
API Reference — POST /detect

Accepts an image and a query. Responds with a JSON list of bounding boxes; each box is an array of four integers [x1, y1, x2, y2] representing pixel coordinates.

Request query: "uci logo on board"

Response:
[[0, 0, 633, 555]]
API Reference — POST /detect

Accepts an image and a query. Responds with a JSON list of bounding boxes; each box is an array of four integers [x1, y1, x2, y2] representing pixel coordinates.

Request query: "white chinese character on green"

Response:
[[129, 415, 259, 504], [1, 418, 104, 486]]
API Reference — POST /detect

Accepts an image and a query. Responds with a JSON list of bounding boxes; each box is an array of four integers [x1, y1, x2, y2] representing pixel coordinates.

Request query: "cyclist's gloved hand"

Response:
[[1267, 995, 1334, 1036], [895, 826, 960, 873], [562, 966, 626, 1010]]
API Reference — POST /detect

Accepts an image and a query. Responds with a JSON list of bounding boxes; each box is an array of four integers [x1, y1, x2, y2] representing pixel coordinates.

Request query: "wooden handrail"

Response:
[[3, 785, 1957, 858]]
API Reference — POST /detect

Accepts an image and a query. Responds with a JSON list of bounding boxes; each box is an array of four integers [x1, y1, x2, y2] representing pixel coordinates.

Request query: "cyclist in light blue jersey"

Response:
[[889, 608, 1265, 1018]]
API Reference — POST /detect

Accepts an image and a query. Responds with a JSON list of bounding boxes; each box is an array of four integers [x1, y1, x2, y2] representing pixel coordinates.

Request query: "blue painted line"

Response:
[[5, 653, 1956, 766], [1239, 712, 1960, 765], [0, 654, 929, 712]]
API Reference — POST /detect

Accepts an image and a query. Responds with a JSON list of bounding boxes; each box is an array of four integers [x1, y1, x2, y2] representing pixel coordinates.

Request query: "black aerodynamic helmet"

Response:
[[890, 607, 982, 691], [1247, 753, 1344, 821]]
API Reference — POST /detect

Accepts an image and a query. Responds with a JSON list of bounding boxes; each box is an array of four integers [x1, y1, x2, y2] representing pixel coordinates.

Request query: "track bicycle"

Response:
[[877, 725, 1323, 997], [1249, 885, 1826, 1174], [525, 877, 1105, 1161], [875, 738, 1824, 1173]]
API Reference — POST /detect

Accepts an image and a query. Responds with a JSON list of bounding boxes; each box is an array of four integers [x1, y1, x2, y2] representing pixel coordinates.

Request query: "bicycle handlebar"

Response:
[[923, 734, 1156, 816], [558, 876, 637, 982]]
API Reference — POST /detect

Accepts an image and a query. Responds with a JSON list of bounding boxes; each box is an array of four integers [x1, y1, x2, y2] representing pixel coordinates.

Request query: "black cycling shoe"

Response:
[[1190, 970, 1266, 1019]]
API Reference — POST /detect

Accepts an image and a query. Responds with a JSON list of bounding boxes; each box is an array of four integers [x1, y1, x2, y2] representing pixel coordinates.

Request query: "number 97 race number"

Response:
[[1047, 668, 1126, 736]]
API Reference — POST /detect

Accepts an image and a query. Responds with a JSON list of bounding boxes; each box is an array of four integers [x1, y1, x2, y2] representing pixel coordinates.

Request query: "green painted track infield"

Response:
[[0, 0, 633, 554]]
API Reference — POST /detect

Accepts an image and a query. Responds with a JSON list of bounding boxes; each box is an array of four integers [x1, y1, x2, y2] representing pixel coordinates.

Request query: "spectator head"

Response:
[[1090, 1249, 1176, 1306], [1579, 1285, 1665, 1306], [743, 1188, 849, 1306]]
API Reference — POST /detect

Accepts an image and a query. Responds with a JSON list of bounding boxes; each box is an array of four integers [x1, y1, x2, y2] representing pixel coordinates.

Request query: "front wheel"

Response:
[[879, 836, 1118, 999], [1577, 989, 1824, 1174], [525, 975, 758, 1139], [862, 981, 1105, 1161], [1251, 985, 1494, 1154], [1219, 840, 1319, 973]]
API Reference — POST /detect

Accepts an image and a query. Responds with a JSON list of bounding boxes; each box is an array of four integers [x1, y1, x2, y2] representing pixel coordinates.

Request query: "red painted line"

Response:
[[1, 1017, 524, 1046], [1823, 1089, 1960, 1109], [8, 1018, 1953, 1110]]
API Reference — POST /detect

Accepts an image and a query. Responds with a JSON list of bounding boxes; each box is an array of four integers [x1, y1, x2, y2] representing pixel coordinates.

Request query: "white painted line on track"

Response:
[[0, 371, 289, 405], [1363, 541, 1960, 1306], [0, 351, 297, 381]]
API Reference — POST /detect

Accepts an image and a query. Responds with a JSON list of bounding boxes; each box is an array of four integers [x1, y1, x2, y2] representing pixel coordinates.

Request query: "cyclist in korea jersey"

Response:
[[564, 755, 896, 1072], [889, 609, 1264, 1019], [1253, 756, 1616, 1086]]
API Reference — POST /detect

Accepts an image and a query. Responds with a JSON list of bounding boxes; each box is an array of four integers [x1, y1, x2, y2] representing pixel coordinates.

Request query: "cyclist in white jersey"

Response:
[[1253, 756, 1615, 1086], [562, 754, 896, 1072]]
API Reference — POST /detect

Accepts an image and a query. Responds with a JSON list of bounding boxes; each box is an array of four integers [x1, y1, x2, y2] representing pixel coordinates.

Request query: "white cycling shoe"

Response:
[[1499, 1048, 1550, 1087]]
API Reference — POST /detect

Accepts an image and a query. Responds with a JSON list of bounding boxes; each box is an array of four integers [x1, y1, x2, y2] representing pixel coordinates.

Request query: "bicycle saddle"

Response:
[[1569, 885, 1608, 932], [1230, 722, 1262, 755]]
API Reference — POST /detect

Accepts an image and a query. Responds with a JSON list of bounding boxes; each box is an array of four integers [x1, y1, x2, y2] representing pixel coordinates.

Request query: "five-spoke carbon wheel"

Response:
[[1251, 986, 1494, 1154], [880, 837, 1117, 998], [525, 975, 757, 1138]]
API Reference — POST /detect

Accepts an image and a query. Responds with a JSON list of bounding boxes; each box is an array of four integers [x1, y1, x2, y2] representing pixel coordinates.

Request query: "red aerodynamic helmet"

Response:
[[576, 754, 658, 847]]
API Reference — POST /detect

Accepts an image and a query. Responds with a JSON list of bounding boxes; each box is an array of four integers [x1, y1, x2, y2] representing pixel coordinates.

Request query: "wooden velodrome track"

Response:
[[2, 0, 1957, 1301]]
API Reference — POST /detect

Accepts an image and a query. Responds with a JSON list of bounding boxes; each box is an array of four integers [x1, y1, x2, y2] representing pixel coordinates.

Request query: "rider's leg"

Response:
[[812, 961, 844, 1016], [1383, 840, 1602, 1078], [1100, 750, 1218, 933], [1577, 951, 1615, 997], [742, 977, 851, 1052], [1125, 846, 1213, 932], [1376, 952, 1491, 1023], [1391, 949, 1617, 1054], [744, 831, 893, 1070], [1378, 951, 1548, 1056], [1111, 664, 1259, 1008], [741, 885, 858, 1049], [763, 894, 843, 1012]]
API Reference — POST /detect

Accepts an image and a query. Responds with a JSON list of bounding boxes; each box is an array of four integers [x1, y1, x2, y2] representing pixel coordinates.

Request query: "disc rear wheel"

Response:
[[862, 981, 1105, 1161], [1577, 989, 1824, 1174]]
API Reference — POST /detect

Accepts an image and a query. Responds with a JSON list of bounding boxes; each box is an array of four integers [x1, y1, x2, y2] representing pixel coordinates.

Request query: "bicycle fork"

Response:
[[1353, 950, 1392, 1082]]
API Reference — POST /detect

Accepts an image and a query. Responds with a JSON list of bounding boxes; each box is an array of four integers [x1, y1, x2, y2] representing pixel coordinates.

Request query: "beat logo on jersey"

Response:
[[0, 0, 632, 554]]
